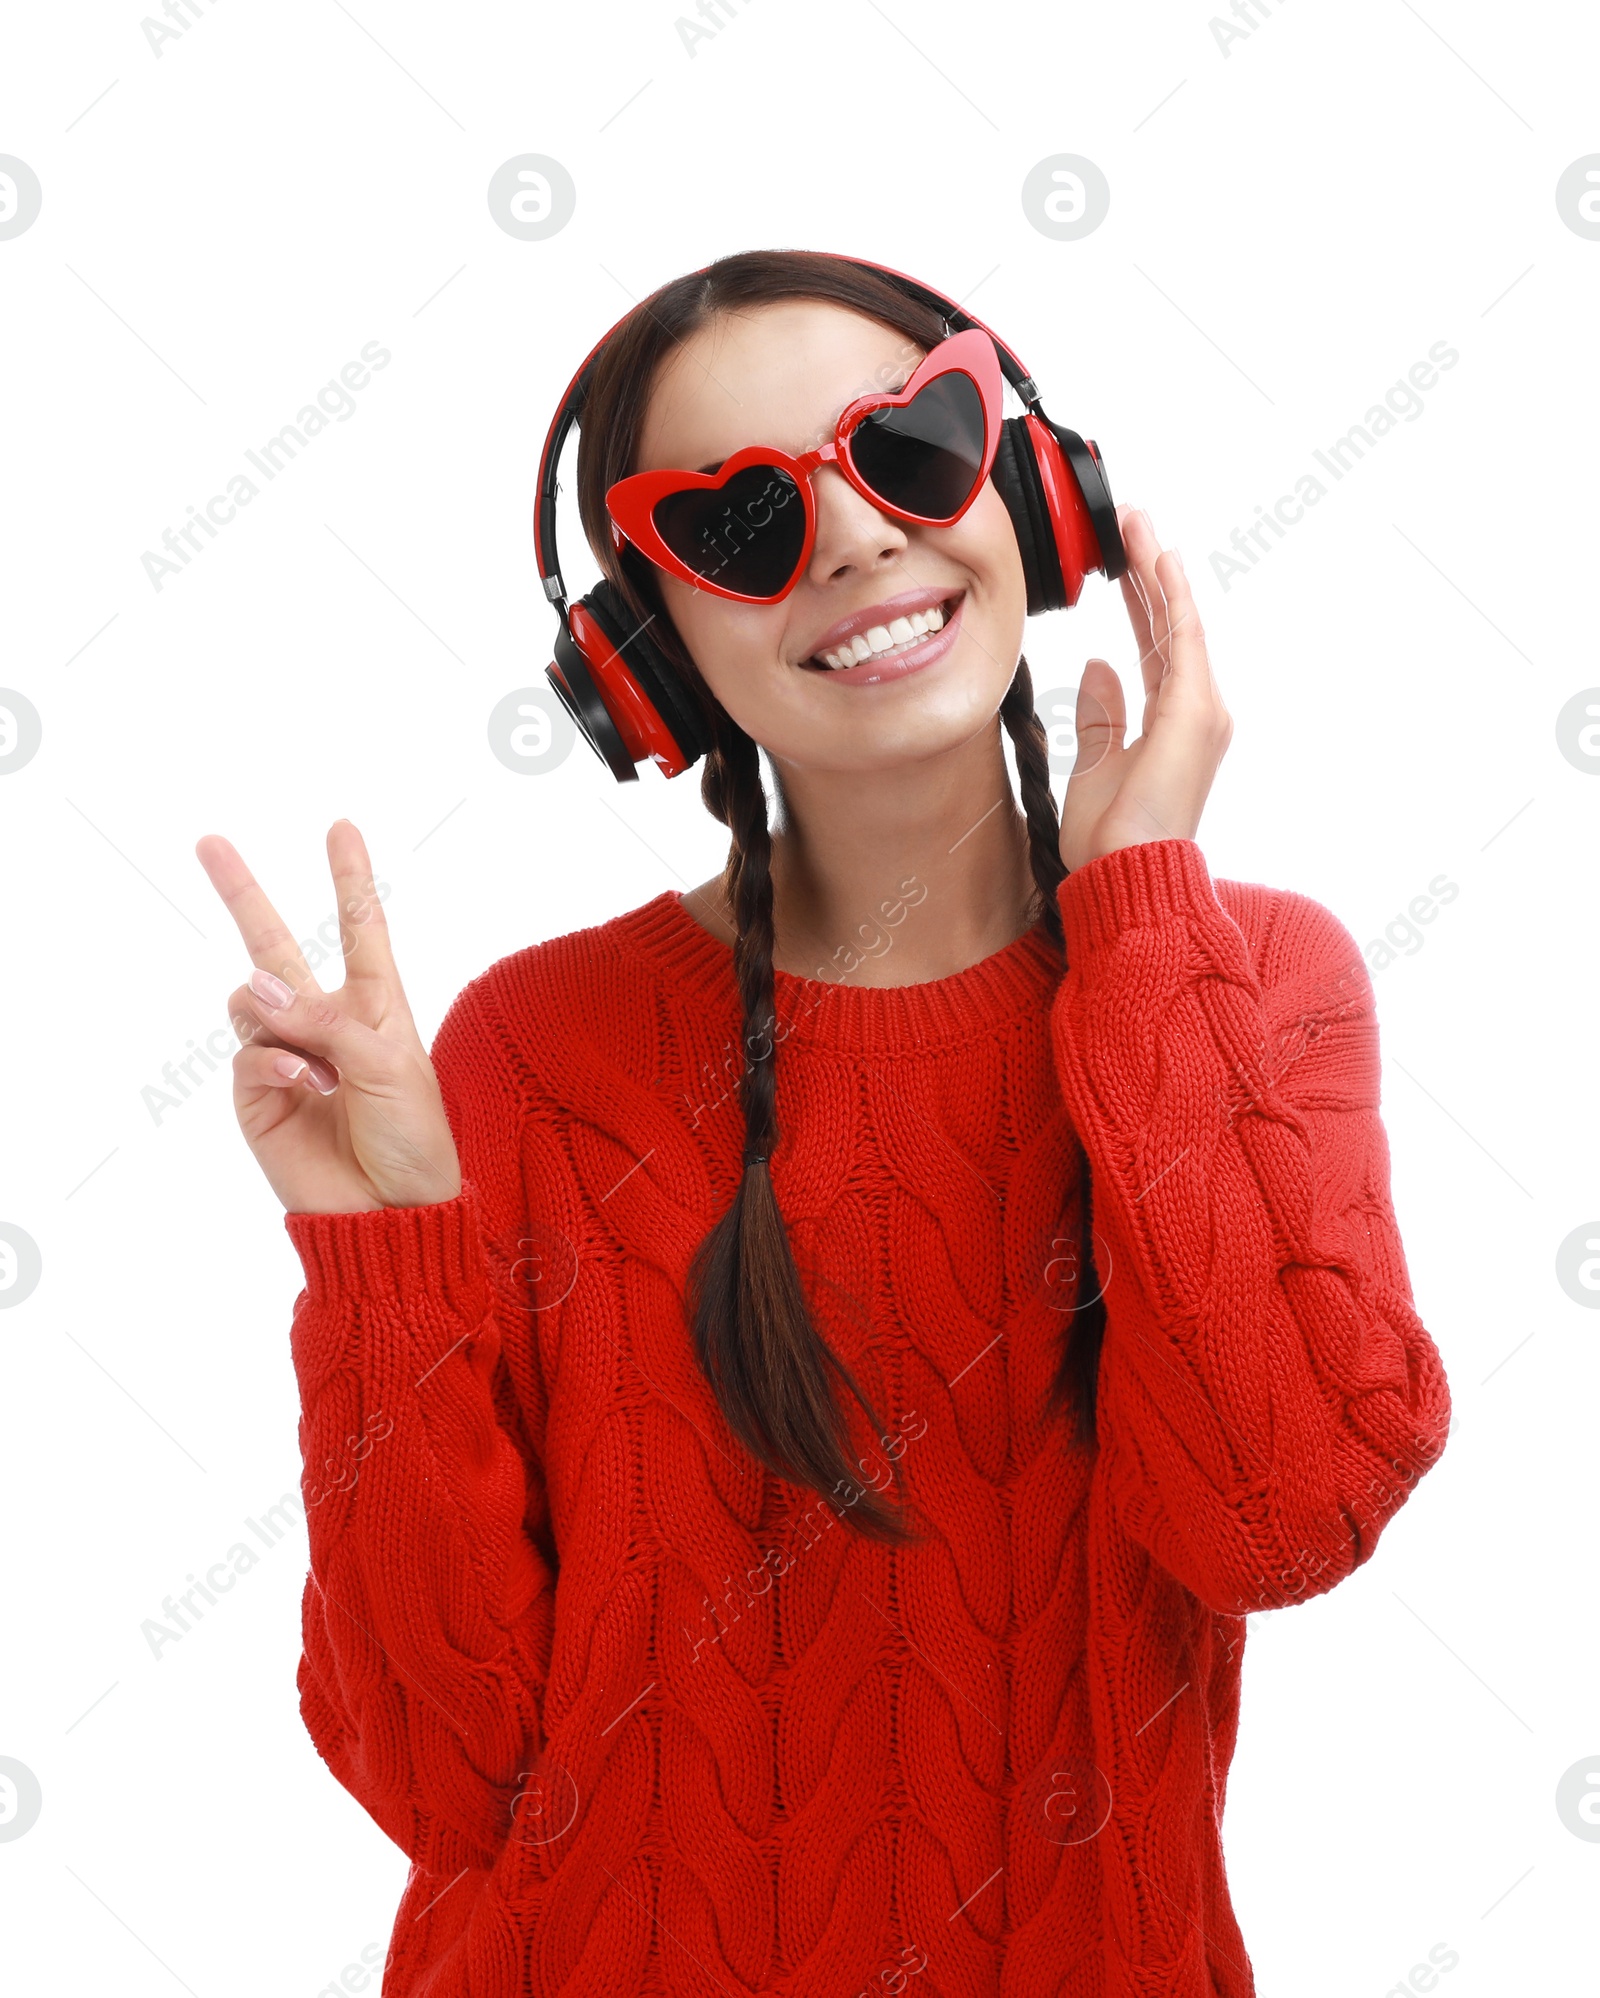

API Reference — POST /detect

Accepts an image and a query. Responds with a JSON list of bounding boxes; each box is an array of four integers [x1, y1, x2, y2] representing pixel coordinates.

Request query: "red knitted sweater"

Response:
[[283, 837, 1451, 1998]]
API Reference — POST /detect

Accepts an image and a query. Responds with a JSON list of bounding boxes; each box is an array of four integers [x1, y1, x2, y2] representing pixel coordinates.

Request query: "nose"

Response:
[[804, 463, 909, 587]]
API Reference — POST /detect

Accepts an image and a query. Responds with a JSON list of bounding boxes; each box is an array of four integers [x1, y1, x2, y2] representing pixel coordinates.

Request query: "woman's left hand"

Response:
[[1057, 504, 1233, 875]]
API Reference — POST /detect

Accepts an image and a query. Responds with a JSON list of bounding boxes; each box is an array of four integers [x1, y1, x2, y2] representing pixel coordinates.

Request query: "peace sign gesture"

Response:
[[1057, 506, 1234, 874], [194, 819, 462, 1215]]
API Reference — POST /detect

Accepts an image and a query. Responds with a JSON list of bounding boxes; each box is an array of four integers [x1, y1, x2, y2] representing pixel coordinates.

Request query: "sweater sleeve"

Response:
[[282, 977, 558, 1875], [1050, 838, 1452, 1618]]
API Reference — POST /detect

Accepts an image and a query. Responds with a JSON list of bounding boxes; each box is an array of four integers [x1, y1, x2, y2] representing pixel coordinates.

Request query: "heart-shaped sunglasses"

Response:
[[603, 327, 1005, 605]]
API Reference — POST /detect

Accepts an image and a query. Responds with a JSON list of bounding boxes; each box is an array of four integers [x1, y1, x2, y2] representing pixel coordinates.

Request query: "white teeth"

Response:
[[811, 598, 956, 670]]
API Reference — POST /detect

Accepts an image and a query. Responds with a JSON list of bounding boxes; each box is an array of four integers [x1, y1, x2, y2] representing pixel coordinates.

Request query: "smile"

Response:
[[800, 591, 966, 682]]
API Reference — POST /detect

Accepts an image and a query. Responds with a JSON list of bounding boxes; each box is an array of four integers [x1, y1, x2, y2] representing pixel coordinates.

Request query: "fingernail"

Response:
[[1173, 547, 1185, 573], [251, 967, 294, 1009], [1138, 509, 1155, 538], [273, 1053, 307, 1081], [305, 1057, 339, 1094]]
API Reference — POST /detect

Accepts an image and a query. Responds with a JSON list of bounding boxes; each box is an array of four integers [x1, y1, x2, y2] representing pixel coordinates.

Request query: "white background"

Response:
[[2, 1, 1597, 1992]]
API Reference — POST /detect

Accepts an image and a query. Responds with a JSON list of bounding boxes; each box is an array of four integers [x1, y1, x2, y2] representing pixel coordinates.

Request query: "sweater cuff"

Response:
[[1056, 837, 1228, 960], [284, 1180, 491, 1325]]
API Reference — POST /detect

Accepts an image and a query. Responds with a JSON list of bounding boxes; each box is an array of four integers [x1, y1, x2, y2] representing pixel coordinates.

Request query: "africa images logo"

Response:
[[139, 341, 391, 591]]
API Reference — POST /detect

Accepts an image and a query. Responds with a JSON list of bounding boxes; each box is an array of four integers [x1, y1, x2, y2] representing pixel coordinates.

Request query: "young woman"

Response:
[[197, 251, 1451, 1998]]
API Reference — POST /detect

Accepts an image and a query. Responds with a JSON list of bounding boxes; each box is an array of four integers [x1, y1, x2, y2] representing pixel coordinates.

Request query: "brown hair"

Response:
[[573, 251, 1105, 1542]]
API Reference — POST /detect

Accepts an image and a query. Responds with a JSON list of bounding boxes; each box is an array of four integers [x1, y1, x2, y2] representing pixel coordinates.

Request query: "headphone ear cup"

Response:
[[1025, 414, 1129, 608], [548, 576, 713, 783], [586, 577, 714, 768], [992, 415, 1064, 617], [994, 412, 1130, 616]]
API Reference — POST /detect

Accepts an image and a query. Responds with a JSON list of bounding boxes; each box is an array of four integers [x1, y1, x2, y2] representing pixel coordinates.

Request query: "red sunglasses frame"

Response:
[[603, 328, 1006, 604]]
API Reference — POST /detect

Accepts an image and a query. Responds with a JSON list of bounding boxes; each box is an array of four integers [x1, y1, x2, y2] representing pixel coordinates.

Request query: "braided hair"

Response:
[[574, 252, 1107, 1543]]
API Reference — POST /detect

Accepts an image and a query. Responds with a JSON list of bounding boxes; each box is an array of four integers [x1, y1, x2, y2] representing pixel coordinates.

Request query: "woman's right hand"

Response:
[[195, 819, 463, 1216]]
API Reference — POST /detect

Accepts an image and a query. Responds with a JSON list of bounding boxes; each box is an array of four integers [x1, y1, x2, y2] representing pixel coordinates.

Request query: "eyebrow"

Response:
[[687, 372, 917, 478]]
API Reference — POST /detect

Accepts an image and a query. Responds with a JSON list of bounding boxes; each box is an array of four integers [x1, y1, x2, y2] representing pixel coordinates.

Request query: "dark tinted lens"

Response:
[[652, 465, 806, 596], [850, 371, 986, 519]]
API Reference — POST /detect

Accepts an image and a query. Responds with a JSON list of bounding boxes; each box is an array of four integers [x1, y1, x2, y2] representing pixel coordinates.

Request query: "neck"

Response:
[[752, 724, 1041, 987]]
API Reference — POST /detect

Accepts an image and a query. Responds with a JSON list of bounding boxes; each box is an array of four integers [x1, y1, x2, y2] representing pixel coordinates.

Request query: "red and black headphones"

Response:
[[534, 254, 1128, 784]]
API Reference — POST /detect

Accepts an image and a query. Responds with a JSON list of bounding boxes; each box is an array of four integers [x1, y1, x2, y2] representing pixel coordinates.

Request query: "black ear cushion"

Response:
[[992, 416, 1066, 617], [582, 575, 713, 766]]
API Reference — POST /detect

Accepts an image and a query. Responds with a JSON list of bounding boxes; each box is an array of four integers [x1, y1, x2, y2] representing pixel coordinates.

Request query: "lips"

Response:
[[797, 591, 967, 686], [802, 588, 967, 670]]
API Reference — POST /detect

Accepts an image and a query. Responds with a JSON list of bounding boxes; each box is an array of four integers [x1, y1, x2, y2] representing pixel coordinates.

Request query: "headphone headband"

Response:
[[532, 255, 1045, 608]]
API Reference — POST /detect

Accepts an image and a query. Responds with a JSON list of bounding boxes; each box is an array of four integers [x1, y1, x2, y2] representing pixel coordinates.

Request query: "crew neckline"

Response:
[[616, 887, 1065, 1054]]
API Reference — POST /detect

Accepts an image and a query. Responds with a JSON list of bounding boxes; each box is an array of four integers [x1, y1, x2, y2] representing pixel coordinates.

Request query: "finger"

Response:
[[225, 985, 343, 1090], [1120, 555, 1231, 832], [1072, 658, 1126, 780], [224, 970, 389, 1088], [323, 819, 404, 998], [1151, 547, 1209, 697], [1124, 510, 1173, 695], [1118, 570, 1161, 676], [1115, 505, 1161, 673], [234, 1042, 341, 1096], [1118, 507, 1158, 639], [196, 833, 324, 1001]]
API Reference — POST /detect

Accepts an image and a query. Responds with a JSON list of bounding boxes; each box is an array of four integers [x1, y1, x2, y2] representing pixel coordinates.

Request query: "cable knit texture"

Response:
[[283, 838, 1450, 1998]]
